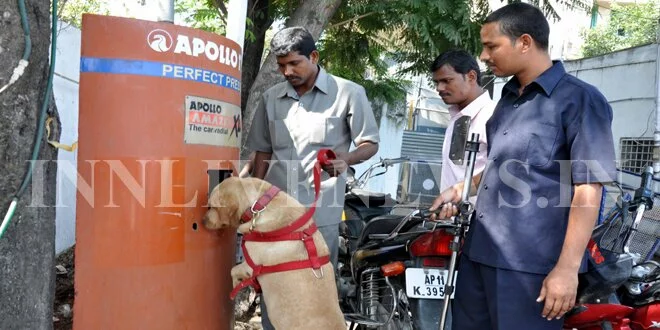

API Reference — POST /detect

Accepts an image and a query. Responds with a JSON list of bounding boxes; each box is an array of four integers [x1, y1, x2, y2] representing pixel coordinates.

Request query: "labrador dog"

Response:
[[203, 177, 346, 330]]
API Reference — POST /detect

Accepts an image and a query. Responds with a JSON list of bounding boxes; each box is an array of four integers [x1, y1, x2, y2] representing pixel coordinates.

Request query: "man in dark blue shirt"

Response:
[[430, 3, 617, 329]]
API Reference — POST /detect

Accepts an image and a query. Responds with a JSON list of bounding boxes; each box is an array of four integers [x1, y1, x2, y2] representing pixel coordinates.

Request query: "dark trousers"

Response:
[[452, 257, 564, 330]]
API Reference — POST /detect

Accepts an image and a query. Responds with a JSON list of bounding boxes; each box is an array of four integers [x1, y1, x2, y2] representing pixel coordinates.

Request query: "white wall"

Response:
[[351, 104, 406, 198], [53, 22, 81, 254], [563, 44, 658, 159]]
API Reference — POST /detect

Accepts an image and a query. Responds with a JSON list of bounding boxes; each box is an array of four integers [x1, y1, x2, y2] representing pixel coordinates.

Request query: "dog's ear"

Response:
[[202, 208, 223, 230], [205, 178, 242, 228], [216, 195, 240, 227]]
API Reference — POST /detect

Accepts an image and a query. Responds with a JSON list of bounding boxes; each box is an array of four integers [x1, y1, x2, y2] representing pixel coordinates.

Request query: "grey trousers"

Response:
[[260, 223, 339, 330]]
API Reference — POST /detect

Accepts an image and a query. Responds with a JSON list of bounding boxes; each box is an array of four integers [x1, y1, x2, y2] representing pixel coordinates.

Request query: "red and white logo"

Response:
[[147, 29, 173, 52], [146, 29, 241, 69]]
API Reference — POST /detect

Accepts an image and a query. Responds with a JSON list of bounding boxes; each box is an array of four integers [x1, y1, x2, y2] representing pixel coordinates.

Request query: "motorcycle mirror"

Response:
[[448, 116, 471, 165]]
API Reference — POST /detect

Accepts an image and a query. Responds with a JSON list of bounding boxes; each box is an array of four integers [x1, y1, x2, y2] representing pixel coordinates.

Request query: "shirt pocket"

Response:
[[309, 116, 344, 146], [270, 119, 292, 150], [323, 116, 344, 146], [525, 123, 560, 167], [308, 117, 326, 145]]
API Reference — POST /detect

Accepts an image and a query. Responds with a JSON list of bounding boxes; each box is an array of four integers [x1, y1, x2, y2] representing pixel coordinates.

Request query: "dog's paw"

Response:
[[231, 263, 253, 287]]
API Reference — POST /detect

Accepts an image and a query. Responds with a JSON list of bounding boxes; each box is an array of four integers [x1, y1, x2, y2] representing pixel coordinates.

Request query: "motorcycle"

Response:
[[339, 117, 479, 330], [561, 165, 660, 330], [339, 157, 407, 257], [339, 206, 459, 330], [339, 117, 660, 330], [428, 140, 660, 330], [420, 114, 660, 330]]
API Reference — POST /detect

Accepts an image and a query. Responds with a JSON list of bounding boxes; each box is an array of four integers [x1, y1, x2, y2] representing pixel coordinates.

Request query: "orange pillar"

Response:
[[74, 14, 241, 329]]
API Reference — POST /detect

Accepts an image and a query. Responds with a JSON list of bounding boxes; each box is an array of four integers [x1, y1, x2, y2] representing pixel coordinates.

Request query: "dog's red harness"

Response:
[[230, 149, 336, 299]]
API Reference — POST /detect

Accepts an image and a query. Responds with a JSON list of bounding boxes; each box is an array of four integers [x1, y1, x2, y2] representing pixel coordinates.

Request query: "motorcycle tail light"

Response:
[[410, 230, 453, 257], [381, 261, 406, 277], [422, 257, 447, 268]]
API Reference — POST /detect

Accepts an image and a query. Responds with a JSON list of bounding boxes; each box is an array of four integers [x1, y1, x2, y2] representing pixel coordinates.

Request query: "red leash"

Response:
[[230, 149, 336, 299]]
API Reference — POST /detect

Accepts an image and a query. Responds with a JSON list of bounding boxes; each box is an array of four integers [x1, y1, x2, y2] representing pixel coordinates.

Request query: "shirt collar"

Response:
[[279, 65, 329, 98], [314, 67, 330, 94], [448, 91, 492, 119], [502, 60, 566, 97]]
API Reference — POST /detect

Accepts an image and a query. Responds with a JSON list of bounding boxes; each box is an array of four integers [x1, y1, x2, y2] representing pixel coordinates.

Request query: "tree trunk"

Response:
[[0, 0, 59, 329], [241, 0, 343, 155], [240, 0, 272, 117]]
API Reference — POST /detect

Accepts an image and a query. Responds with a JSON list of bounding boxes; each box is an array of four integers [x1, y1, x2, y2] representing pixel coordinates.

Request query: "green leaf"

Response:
[[581, 0, 660, 57]]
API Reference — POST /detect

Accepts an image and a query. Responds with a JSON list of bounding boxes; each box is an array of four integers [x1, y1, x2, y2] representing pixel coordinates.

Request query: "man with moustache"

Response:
[[247, 26, 380, 330], [430, 3, 617, 329], [430, 49, 495, 330], [431, 49, 495, 196]]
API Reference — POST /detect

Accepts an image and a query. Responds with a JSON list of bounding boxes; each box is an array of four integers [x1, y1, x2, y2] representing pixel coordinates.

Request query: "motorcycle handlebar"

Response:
[[634, 166, 655, 208], [418, 208, 442, 219], [641, 166, 653, 193], [381, 157, 410, 168]]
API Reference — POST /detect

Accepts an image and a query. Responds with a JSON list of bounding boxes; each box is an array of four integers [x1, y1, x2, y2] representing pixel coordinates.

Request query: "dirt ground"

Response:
[[52, 246, 264, 330], [53, 247, 74, 330]]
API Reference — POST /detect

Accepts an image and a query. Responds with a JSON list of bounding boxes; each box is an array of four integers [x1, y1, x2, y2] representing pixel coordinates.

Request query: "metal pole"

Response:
[[439, 133, 480, 330], [653, 40, 660, 179], [412, 76, 423, 131], [439, 234, 460, 329], [155, 0, 174, 23], [226, 0, 248, 53]]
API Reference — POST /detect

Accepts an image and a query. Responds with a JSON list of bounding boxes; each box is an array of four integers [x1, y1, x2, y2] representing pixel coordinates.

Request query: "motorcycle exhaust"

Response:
[[354, 245, 406, 261]]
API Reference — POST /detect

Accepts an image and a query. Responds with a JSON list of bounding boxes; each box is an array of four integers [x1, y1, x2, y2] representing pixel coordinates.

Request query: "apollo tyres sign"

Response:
[[147, 29, 241, 69], [80, 15, 243, 148], [77, 14, 242, 329]]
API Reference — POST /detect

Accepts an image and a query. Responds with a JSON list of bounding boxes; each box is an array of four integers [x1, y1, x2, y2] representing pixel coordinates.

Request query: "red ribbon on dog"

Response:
[[230, 149, 336, 299]]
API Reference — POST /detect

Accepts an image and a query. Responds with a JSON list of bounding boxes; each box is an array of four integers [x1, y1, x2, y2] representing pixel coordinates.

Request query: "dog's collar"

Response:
[[240, 186, 281, 223]]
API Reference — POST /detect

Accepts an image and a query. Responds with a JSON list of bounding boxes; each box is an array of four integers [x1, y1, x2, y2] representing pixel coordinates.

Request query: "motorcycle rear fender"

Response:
[[563, 303, 634, 329], [409, 296, 447, 329], [629, 302, 660, 330], [408, 257, 452, 330]]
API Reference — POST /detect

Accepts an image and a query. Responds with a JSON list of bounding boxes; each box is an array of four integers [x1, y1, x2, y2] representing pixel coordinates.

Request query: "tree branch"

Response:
[[211, 0, 228, 16], [327, 12, 376, 29]]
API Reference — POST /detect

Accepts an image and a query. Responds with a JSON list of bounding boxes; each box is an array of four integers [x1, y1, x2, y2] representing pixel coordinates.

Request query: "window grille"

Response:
[[620, 137, 654, 174]]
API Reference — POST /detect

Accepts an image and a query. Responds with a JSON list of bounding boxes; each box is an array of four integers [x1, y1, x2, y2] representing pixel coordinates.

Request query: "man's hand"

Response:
[[252, 151, 272, 180], [428, 184, 462, 220], [536, 183, 601, 321], [322, 151, 350, 177], [321, 142, 378, 177], [537, 266, 578, 320]]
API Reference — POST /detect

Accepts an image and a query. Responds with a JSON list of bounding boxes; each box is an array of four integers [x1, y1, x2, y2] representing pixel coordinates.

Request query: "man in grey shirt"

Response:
[[248, 26, 380, 329]]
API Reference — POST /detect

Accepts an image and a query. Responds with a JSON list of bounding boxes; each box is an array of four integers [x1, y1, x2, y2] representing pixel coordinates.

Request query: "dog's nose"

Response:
[[202, 212, 213, 228], [202, 209, 228, 230]]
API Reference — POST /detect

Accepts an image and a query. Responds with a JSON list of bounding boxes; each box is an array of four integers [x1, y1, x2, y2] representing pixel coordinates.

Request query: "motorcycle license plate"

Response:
[[405, 268, 456, 299]]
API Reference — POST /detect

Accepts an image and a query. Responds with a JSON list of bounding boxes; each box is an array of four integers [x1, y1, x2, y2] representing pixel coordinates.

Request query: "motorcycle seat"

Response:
[[358, 214, 419, 245], [345, 189, 389, 208]]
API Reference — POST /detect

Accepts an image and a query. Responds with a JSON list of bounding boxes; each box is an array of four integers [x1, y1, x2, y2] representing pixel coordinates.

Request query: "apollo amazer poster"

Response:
[[184, 95, 241, 147]]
